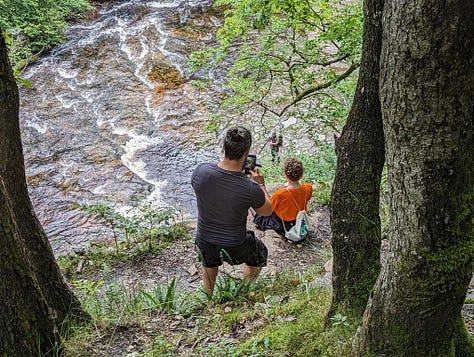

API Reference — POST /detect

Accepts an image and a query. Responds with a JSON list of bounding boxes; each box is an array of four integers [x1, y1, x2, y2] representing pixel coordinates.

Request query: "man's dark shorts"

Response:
[[195, 230, 268, 268]]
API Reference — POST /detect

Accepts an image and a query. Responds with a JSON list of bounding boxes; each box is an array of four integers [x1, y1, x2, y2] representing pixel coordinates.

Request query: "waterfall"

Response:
[[19, 0, 222, 255]]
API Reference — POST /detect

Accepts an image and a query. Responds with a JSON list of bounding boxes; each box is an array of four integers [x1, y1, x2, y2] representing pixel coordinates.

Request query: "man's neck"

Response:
[[218, 157, 244, 172]]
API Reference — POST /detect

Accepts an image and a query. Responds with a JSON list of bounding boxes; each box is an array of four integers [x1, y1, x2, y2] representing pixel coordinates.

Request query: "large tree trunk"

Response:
[[355, 1, 474, 355], [0, 33, 87, 355], [329, 0, 385, 317]]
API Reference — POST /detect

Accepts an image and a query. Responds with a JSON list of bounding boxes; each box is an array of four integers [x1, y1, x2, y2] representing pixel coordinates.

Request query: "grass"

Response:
[[60, 257, 358, 357]]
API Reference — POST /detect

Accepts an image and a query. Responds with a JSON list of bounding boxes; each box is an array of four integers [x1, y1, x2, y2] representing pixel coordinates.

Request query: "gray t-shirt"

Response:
[[191, 163, 265, 246]]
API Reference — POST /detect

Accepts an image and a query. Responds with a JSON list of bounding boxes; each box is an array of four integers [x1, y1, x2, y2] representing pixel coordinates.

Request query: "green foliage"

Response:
[[262, 143, 336, 183], [329, 313, 352, 328], [71, 278, 188, 321], [0, 0, 91, 69], [206, 274, 254, 304], [71, 279, 105, 320], [2, 29, 32, 86], [224, 272, 354, 357], [62, 264, 362, 357], [149, 336, 177, 356], [137, 200, 180, 251], [57, 245, 127, 281], [74, 197, 187, 255], [301, 144, 337, 184], [141, 277, 183, 313], [297, 147, 336, 206], [75, 199, 125, 255], [189, 0, 362, 128]]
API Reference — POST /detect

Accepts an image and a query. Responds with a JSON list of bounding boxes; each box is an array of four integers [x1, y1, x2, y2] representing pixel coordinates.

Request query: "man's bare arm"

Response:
[[249, 167, 273, 216], [254, 185, 272, 216]]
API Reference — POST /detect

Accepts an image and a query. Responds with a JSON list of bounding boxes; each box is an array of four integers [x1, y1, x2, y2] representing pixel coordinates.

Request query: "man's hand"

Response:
[[251, 167, 272, 216], [250, 167, 265, 186]]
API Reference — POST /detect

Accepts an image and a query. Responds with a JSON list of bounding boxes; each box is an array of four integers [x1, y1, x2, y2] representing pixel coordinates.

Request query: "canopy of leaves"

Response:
[[0, 0, 91, 69], [189, 0, 362, 131]]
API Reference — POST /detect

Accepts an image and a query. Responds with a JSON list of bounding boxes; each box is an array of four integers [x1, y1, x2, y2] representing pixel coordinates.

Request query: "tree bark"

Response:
[[0, 32, 88, 356], [355, 1, 474, 355], [329, 0, 385, 317]]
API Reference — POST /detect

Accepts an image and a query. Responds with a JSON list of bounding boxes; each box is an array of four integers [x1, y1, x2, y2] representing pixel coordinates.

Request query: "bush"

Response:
[[0, 0, 91, 68], [75, 196, 188, 255]]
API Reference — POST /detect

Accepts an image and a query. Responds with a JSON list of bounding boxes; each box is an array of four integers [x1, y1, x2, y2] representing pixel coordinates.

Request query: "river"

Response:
[[19, 0, 226, 255]]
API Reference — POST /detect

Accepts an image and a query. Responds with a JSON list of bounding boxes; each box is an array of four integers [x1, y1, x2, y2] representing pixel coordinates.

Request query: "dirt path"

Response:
[[104, 205, 332, 293]]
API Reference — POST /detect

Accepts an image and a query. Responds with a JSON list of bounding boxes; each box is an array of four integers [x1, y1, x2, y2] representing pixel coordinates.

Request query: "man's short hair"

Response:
[[223, 126, 252, 160], [284, 157, 304, 181]]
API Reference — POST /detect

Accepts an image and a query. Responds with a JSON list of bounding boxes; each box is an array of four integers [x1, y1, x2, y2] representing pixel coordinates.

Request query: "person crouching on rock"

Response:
[[191, 126, 273, 294]]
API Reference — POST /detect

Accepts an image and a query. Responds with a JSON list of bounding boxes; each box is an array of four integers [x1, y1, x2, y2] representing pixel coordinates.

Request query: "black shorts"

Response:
[[195, 230, 268, 268], [253, 211, 295, 237]]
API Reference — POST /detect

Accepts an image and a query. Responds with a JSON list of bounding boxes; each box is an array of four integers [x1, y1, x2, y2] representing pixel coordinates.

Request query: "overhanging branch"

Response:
[[241, 60, 359, 118], [292, 61, 359, 104]]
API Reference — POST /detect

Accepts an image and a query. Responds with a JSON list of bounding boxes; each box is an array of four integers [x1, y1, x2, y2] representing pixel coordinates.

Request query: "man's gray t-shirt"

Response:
[[191, 163, 265, 246]]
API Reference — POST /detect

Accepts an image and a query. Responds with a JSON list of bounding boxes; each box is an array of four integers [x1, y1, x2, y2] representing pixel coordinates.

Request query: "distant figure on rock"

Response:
[[251, 157, 312, 238], [269, 131, 283, 163], [191, 126, 273, 294]]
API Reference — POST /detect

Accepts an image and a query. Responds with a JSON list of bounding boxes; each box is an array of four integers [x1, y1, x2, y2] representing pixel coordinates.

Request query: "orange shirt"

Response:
[[271, 183, 313, 221]]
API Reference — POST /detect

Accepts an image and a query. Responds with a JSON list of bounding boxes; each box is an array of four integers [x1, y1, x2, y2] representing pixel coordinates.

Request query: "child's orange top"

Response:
[[271, 183, 313, 221]]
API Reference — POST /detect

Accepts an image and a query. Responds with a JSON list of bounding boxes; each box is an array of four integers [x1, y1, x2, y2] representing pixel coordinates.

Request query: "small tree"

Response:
[[190, 0, 362, 134]]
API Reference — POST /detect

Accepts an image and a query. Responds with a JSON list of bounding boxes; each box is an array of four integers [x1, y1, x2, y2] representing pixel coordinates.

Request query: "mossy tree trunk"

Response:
[[329, 0, 385, 317], [0, 32, 88, 356], [354, 1, 474, 355]]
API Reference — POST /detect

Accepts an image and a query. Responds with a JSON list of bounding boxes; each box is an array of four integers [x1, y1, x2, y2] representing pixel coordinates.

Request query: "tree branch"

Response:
[[241, 60, 359, 118]]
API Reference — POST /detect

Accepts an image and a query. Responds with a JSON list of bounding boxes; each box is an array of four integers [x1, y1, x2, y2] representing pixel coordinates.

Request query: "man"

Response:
[[269, 131, 282, 163], [191, 126, 273, 293]]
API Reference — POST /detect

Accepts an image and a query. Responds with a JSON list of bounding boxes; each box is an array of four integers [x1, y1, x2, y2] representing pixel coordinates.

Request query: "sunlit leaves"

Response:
[[0, 0, 91, 69], [190, 0, 362, 128]]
